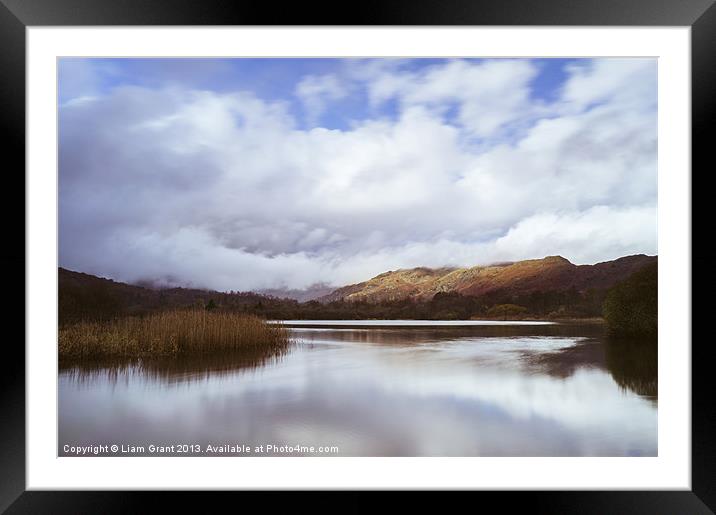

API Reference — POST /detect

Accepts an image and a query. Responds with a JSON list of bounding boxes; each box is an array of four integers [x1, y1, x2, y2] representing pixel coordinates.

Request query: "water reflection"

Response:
[[291, 323, 604, 346], [61, 346, 289, 386], [604, 337, 658, 399], [59, 322, 657, 457]]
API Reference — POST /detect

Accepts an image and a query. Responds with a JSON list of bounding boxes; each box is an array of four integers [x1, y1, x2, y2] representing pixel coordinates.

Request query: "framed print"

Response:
[[3, 0, 714, 512]]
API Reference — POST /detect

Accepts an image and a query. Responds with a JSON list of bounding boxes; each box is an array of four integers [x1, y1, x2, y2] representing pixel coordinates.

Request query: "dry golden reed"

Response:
[[59, 310, 289, 359]]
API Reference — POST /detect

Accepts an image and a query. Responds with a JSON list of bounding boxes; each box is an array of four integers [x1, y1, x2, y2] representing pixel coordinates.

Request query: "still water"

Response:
[[59, 321, 657, 457]]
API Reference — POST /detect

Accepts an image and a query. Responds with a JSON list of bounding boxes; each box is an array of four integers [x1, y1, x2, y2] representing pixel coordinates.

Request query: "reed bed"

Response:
[[59, 310, 290, 360]]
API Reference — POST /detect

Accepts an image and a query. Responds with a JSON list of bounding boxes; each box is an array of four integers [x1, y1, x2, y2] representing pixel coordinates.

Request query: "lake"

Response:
[[58, 321, 657, 457]]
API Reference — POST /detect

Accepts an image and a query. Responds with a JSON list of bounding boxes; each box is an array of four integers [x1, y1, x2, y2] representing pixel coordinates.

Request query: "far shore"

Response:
[[471, 316, 606, 324], [270, 316, 606, 324]]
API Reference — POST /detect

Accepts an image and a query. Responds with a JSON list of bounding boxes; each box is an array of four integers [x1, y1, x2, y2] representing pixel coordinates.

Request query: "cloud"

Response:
[[59, 58, 657, 291], [295, 74, 347, 125], [490, 206, 657, 264], [367, 59, 541, 138], [560, 58, 657, 112]]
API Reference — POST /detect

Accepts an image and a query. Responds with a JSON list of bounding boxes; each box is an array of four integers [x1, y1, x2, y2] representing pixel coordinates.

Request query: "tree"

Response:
[[486, 304, 528, 320], [205, 299, 217, 311], [603, 263, 657, 336]]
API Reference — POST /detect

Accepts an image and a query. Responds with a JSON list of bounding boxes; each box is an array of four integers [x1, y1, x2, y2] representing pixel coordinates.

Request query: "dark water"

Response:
[[58, 321, 657, 457]]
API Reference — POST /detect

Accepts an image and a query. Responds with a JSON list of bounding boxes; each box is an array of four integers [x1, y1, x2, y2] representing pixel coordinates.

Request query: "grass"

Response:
[[58, 309, 290, 360]]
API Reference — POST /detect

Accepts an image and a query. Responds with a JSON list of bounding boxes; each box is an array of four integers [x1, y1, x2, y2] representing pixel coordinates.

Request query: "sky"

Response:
[[58, 57, 657, 291]]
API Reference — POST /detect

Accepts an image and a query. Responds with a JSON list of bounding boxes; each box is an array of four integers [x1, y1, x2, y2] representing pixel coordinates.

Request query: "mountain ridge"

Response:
[[319, 254, 657, 303], [59, 254, 657, 323]]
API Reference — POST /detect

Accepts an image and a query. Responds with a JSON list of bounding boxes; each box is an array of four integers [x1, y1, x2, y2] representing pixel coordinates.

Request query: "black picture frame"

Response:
[[1, 0, 713, 512]]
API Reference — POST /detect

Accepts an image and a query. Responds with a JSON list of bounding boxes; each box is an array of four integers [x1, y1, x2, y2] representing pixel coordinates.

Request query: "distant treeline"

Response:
[[59, 268, 614, 325]]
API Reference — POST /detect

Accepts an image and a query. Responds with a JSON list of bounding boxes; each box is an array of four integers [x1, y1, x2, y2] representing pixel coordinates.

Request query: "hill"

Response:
[[320, 255, 657, 304], [59, 254, 657, 323], [59, 268, 271, 325]]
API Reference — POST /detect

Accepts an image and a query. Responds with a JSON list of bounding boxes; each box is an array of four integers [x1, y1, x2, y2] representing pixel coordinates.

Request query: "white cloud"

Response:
[[295, 74, 347, 125], [59, 58, 657, 291], [490, 206, 657, 264], [560, 58, 657, 112], [367, 59, 541, 138]]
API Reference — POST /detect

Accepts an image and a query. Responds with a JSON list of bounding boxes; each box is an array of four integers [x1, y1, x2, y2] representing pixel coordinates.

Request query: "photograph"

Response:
[[57, 56, 658, 458]]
